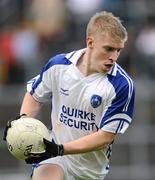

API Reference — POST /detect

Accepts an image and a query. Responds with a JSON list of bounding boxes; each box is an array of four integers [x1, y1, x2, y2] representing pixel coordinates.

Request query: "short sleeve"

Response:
[[27, 67, 53, 103], [26, 57, 57, 103], [99, 76, 135, 134], [27, 54, 71, 103]]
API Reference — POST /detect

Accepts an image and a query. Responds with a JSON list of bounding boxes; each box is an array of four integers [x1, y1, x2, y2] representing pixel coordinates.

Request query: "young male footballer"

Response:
[[4, 11, 135, 179]]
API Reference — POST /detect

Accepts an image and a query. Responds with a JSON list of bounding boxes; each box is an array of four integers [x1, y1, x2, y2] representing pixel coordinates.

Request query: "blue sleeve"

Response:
[[100, 75, 135, 134]]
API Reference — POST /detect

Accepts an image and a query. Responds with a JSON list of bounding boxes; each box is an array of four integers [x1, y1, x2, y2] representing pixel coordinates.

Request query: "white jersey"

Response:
[[27, 49, 135, 179]]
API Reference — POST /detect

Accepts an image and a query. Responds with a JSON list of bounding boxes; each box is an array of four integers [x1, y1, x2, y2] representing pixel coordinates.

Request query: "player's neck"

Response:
[[76, 52, 96, 77]]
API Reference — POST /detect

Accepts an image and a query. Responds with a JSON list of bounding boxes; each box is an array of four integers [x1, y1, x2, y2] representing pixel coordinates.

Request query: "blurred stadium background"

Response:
[[0, 0, 155, 180]]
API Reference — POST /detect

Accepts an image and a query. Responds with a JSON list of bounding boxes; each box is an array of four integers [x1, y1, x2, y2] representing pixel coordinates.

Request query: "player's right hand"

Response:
[[3, 114, 27, 141], [25, 138, 64, 164]]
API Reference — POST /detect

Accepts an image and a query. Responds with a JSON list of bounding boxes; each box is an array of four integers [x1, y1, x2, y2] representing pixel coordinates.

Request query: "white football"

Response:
[[6, 117, 50, 160]]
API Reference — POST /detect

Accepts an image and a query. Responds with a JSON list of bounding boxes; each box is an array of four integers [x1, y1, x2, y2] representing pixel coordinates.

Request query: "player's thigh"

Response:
[[32, 164, 64, 180]]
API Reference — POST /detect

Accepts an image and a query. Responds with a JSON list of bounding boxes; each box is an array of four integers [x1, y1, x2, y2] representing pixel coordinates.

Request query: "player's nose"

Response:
[[109, 51, 119, 62]]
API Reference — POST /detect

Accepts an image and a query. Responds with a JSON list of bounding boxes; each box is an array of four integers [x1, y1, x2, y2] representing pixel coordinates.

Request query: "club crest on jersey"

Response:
[[90, 95, 102, 108]]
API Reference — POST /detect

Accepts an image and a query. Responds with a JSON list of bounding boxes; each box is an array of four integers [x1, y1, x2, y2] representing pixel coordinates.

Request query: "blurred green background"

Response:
[[0, 0, 155, 179]]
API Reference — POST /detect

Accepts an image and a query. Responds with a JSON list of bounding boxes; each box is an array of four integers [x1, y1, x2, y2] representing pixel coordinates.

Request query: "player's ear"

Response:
[[86, 36, 94, 49]]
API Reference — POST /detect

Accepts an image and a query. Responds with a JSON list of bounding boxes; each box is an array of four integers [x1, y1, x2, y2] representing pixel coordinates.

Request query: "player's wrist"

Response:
[[57, 144, 64, 156]]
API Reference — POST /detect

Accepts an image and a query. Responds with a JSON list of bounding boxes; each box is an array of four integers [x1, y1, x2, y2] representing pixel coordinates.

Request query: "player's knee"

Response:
[[32, 164, 64, 180]]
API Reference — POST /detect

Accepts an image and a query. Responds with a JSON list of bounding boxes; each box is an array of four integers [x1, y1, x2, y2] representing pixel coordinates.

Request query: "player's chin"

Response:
[[101, 66, 112, 73]]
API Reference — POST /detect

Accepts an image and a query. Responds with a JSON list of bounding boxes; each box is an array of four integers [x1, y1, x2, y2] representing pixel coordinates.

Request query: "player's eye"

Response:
[[104, 46, 122, 53], [104, 46, 114, 52], [117, 48, 122, 53]]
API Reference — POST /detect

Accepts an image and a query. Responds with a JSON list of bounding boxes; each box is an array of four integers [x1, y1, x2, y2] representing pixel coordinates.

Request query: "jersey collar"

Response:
[[65, 49, 85, 65], [107, 63, 117, 76]]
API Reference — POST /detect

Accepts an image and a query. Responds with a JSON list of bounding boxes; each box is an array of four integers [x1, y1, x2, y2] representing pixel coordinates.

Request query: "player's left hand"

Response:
[[25, 138, 64, 164], [3, 114, 27, 141]]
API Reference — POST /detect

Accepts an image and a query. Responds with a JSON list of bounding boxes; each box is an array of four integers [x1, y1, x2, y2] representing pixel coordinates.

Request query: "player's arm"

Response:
[[63, 129, 115, 155], [25, 129, 115, 164], [20, 92, 43, 118]]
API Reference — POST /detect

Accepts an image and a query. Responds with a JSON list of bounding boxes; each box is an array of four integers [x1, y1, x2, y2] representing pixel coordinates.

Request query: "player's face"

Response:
[[86, 33, 125, 74]]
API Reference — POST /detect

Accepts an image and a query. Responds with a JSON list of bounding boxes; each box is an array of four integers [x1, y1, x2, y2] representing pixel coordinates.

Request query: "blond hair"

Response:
[[86, 11, 128, 42]]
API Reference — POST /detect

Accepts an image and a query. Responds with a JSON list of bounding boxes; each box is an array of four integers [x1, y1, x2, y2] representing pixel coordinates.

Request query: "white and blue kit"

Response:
[[27, 49, 135, 179]]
